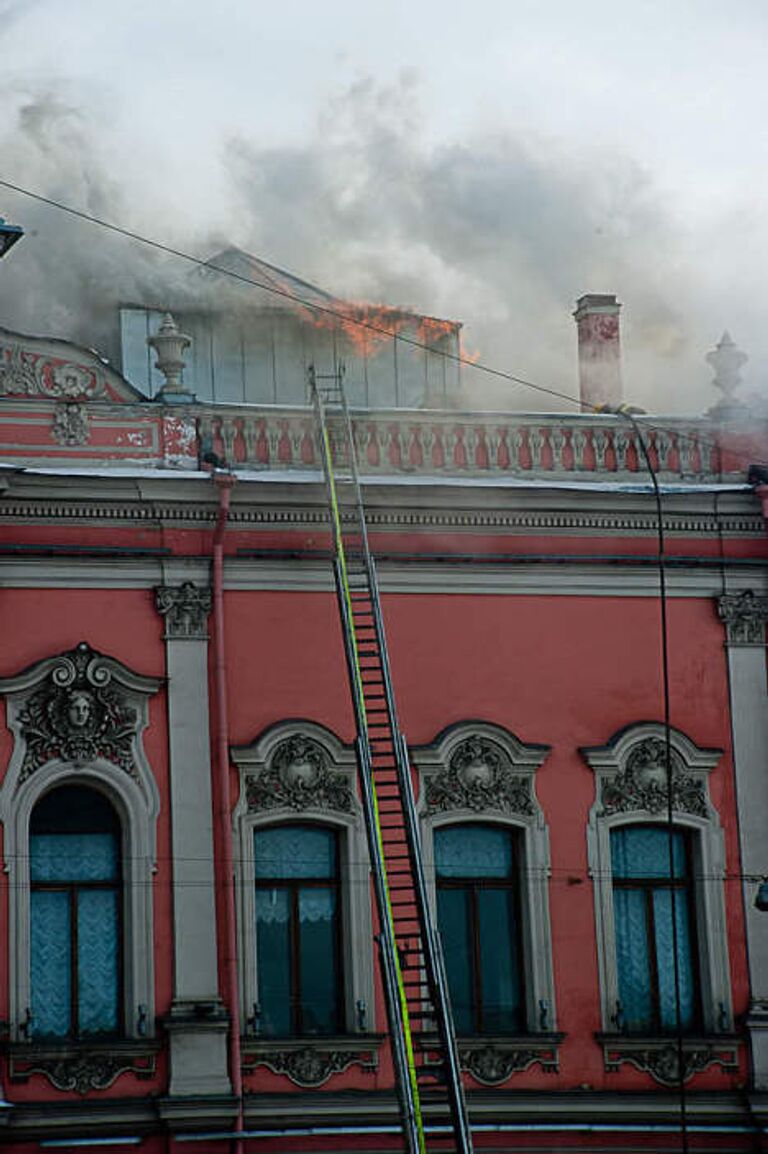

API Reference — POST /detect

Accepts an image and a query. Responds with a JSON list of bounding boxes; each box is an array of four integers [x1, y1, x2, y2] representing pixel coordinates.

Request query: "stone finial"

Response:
[[147, 313, 193, 401], [706, 331, 748, 419]]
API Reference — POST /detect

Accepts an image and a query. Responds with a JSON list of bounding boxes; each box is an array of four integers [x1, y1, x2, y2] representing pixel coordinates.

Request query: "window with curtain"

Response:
[[611, 825, 699, 1034], [30, 785, 123, 1039], [434, 823, 523, 1035], [254, 824, 342, 1037]]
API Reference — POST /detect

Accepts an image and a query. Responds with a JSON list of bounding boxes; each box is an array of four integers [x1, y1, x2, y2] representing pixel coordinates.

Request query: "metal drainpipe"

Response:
[[211, 470, 243, 1154]]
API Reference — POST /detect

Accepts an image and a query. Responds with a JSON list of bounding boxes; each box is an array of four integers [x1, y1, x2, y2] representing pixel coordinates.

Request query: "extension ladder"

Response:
[[310, 366, 473, 1154]]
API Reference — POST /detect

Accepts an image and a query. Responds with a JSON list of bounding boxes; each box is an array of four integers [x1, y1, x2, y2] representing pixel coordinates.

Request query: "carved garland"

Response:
[[425, 736, 535, 816], [243, 1045, 377, 1087], [51, 402, 90, 446], [9, 1050, 156, 1094], [460, 1042, 559, 1084], [15, 642, 140, 781], [246, 735, 353, 814], [602, 1040, 739, 1086], [599, 737, 707, 818]]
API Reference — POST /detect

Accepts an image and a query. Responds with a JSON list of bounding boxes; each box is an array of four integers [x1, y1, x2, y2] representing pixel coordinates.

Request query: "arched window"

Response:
[[611, 825, 698, 1034], [30, 785, 123, 1039], [254, 823, 342, 1037], [435, 823, 523, 1035]]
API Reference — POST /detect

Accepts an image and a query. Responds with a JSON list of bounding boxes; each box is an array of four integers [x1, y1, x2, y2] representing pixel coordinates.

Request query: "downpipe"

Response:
[[212, 470, 243, 1154]]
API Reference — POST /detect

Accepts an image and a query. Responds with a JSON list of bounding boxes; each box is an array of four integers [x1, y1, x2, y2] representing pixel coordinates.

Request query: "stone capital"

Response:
[[155, 582, 212, 640], [717, 591, 768, 645]]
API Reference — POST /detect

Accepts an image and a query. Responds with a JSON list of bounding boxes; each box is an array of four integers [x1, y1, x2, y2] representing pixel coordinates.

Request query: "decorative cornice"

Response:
[[425, 736, 536, 816], [241, 1040, 378, 1087], [459, 1037, 561, 1084], [8, 1044, 157, 1093], [600, 1036, 739, 1086], [245, 735, 353, 814], [599, 738, 707, 818], [155, 581, 212, 640], [0, 341, 106, 400], [717, 590, 768, 644]]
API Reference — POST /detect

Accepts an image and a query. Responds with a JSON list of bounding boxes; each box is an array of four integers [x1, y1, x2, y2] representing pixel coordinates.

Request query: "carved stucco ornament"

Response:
[[425, 736, 535, 816], [13, 642, 141, 781], [244, 1045, 376, 1087], [155, 582, 212, 640], [599, 737, 707, 818], [717, 590, 768, 645], [51, 401, 89, 446], [9, 1050, 156, 1094], [246, 735, 353, 814], [0, 341, 105, 398], [460, 1042, 559, 1084], [602, 1039, 738, 1086]]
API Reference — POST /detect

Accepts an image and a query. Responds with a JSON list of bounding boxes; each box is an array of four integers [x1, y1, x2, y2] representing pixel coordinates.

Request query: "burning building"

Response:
[[119, 248, 462, 408], [0, 239, 766, 1154]]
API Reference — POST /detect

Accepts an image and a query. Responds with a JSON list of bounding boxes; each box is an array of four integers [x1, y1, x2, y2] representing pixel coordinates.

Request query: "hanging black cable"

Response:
[[599, 405, 689, 1154]]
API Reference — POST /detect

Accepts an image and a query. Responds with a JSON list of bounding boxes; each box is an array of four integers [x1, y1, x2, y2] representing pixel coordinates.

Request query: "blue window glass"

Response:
[[435, 824, 522, 1035], [30, 786, 122, 1039], [254, 825, 342, 1037], [611, 826, 698, 1033]]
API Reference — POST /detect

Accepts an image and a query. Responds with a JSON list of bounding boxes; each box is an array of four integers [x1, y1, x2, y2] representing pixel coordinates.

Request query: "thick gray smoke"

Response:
[[0, 76, 754, 413]]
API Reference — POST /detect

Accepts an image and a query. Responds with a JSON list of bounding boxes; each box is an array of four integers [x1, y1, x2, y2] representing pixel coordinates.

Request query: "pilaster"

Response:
[[155, 581, 231, 1096], [717, 591, 768, 1089]]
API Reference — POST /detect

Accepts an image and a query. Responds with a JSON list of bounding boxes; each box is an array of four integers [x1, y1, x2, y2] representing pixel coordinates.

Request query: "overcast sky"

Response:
[[0, 0, 766, 412]]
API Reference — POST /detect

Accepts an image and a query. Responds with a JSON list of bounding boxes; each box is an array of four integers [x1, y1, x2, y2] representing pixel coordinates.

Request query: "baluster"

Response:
[[512, 427, 526, 470], [529, 428, 544, 470], [242, 418, 260, 467], [550, 428, 566, 470], [266, 418, 281, 465], [572, 429, 588, 471], [655, 429, 672, 474], [465, 426, 479, 468], [220, 417, 238, 465], [593, 428, 609, 471], [614, 428, 630, 472]]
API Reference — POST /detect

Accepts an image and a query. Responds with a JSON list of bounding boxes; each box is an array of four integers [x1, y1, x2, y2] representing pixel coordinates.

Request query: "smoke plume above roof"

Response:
[[0, 74, 757, 414]]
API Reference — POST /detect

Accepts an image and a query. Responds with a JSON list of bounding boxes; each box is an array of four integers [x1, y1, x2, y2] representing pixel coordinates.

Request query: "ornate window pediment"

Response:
[[416, 723, 549, 821], [0, 643, 161, 1046]]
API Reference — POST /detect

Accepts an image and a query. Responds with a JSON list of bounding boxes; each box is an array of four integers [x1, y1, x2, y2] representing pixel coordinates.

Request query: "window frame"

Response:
[[0, 645, 161, 1045], [434, 821, 526, 1036], [583, 723, 732, 1037], [414, 722, 557, 1037], [610, 823, 702, 1035], [29, 785, 125, 1041], [232, 722, 375, 1039], [253, 821, 344, 1038]]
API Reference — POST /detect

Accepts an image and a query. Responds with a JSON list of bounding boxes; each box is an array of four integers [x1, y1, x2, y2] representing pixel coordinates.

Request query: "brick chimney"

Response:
[[573, 294, 622, 411]]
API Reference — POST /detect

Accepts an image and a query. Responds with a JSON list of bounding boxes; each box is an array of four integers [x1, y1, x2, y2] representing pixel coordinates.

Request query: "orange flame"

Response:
[[294, 298, 459, 358]]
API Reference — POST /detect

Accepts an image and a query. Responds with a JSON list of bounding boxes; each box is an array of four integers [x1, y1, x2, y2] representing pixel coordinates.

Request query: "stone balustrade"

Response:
[[197, 407, 730, 481]]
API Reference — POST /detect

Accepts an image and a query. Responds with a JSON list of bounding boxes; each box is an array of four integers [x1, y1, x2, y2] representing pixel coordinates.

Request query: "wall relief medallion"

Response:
[[243, 1045, 376, 1087], [599, 737, 707, 818], [155, 582, 212, 639], [246, 735, 353, 814], [51, 402, 90, 446], [10, 642, 142, 781], [425, 737, 535, 816]]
